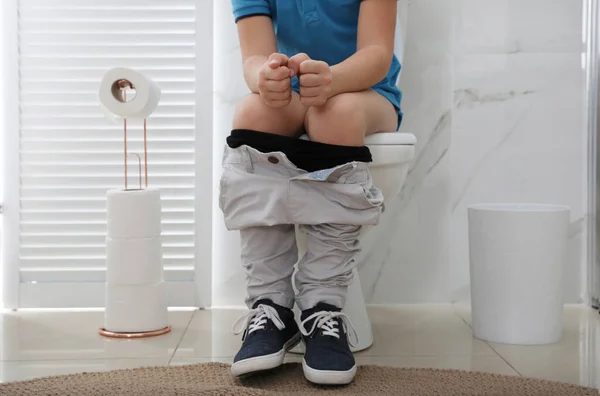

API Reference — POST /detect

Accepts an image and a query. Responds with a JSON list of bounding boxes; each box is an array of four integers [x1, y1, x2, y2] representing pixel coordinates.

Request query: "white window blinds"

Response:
[[14, 0, 205, 308]]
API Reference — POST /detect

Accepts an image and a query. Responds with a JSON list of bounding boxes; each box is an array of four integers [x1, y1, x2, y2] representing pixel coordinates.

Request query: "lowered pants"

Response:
[[219, 145, 384, 311]]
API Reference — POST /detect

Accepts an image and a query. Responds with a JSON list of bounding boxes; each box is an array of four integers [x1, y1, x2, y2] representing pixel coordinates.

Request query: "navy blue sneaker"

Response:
[[231, 299, 301, 377], [300, 303, 359, 385]]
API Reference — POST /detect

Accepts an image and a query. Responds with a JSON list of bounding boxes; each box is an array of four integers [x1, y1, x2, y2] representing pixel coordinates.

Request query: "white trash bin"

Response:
[[468, 203, 570, 345]]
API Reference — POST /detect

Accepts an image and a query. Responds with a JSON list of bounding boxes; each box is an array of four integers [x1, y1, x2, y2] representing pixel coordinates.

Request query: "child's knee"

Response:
[[305, 93, 366, 146], [232, 93, 305, 137], [232, 94, 273, 131]]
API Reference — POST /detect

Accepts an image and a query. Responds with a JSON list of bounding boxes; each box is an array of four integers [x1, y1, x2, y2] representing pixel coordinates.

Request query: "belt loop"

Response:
[[242, 146, 254, 173]]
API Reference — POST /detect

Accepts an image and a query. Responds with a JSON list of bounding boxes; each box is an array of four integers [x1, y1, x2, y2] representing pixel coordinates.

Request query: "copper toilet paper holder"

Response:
[[99, 79, 171, 339]]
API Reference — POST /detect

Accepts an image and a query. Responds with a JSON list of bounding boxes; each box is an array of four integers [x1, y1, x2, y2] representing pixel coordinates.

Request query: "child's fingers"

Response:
[[288, 53, 311, 75], [299, 86, 320, 98], [265, 97, 292, 108], [300, 95, 327, 107], [267, 53, 289, 69], [299, 60, 329, 75], [266, 89, 292, 101], [299, 73, 323, 87], [264, 66, 291, 81], [264, 78, 291, 93]]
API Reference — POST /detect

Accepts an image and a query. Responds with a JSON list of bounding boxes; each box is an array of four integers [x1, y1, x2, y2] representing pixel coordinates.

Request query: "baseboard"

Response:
[[19, 281, 196, 308]]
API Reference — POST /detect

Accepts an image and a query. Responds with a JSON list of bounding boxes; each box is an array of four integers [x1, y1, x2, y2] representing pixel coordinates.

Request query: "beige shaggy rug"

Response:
[[0, 363, 598, 395]]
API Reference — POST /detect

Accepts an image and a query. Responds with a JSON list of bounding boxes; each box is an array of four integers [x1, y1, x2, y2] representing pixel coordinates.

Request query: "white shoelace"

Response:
[[232, 304, 286, 341], [300, 311, 359, 348]]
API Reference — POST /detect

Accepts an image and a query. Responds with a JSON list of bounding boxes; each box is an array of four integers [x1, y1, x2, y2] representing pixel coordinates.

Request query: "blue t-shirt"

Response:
[[231, 0, 403, 127]]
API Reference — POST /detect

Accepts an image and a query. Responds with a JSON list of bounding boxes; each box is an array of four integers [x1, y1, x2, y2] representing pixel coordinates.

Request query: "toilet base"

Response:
[[290, 268, 374, 354]]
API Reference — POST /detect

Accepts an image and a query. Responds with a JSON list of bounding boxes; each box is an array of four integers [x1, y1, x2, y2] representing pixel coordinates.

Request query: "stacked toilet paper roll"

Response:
[[104, 189, 169, 334]]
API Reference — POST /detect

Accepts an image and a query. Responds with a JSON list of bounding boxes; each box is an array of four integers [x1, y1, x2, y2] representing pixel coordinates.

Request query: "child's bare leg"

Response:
[[233, 92, 308, 137], [304, 90, 398, 146]]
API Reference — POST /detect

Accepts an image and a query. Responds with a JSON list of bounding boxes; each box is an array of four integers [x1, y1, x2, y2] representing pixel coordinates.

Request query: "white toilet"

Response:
[[292, 3, 416, 352]]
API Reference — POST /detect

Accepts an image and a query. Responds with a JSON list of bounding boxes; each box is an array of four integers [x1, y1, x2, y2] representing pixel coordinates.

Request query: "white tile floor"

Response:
[[0, 305, 599, 388]]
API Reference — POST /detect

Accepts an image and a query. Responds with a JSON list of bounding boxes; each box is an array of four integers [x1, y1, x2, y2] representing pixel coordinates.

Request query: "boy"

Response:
[[220, 0, 401, 385]]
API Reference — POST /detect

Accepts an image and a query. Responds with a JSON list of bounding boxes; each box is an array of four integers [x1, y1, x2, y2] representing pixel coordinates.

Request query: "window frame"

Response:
[[1, 0, 213, 309], [1, 0, 21, 309]]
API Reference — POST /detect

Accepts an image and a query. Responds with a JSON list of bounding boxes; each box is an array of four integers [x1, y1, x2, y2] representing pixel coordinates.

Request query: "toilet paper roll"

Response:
[[107, 188, 161, 239], [106, 236, 164, 285], [104, 281, 169, 333], [98, 67, 161, 123], [101, 105, 123, 125]]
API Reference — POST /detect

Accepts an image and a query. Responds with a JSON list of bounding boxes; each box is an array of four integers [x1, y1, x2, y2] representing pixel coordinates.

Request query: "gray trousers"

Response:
[[219, 145, 383, 310]]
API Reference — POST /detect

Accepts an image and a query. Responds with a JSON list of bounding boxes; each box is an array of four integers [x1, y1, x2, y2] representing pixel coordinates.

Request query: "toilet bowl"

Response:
[[291, 2, 415, 352]]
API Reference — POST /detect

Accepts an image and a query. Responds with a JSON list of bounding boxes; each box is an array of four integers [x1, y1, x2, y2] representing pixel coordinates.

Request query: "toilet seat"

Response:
[[364, 133, 416, 146], [299, 133, 416, 146]]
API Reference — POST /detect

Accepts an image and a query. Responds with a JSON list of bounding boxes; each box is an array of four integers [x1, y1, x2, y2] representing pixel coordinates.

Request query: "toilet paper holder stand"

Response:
[[118, 79, 149, 191], [99, 79, 172, 339], [99, 326, 172, 339]]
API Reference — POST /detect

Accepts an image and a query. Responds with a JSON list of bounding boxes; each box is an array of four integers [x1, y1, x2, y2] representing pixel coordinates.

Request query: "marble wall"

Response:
[[212, 0, 588, 307]]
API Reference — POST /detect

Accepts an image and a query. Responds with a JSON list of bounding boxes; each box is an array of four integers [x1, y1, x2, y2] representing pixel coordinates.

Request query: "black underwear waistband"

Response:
[[226, 129, 372, 172]]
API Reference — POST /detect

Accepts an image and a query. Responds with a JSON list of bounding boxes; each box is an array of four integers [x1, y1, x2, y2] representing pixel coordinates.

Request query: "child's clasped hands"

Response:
[[256, 53, 333, 108]]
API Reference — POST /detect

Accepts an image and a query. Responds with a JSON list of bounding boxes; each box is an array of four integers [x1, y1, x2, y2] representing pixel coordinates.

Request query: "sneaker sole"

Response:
[[302, 359, 357, 385], [231, 333, 301, 377]]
